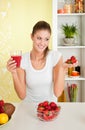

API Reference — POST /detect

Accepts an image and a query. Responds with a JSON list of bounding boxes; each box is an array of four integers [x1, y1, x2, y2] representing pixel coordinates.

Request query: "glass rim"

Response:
[[10, 50, 22, 56]]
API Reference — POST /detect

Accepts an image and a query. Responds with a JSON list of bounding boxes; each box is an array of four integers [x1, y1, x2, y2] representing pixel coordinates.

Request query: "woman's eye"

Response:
[[45, 38, 49, 41], [37, 37, 41, 40], [37, 37, 49, 41]]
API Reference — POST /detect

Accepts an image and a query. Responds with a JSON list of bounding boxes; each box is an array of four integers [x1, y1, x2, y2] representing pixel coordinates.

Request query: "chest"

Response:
[[25, 66, 53, 88], [31, 59, 46, 70]]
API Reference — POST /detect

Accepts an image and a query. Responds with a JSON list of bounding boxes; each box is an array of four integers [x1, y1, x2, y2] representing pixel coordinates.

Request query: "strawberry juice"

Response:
[[11, 56, 21, 67]]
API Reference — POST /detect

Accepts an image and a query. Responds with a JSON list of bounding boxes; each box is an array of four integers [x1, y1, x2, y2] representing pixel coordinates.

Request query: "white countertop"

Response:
[[1, 102, 85, 130]]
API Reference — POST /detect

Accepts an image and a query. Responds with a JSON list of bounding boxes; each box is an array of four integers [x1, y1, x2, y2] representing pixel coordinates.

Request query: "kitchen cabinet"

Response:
[[52, 0, 85, 102]]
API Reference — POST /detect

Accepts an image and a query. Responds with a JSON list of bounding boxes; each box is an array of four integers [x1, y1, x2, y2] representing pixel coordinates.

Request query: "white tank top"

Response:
[[20, 50, 62, 103]]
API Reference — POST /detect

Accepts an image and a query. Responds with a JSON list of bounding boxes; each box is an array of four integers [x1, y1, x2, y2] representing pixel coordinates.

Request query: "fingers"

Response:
[[7, 58, 14, 65], [63, 63, 68, 69], [8, 62, 16, 70], [63, 63, 74, 69], [7, 58, 17, 72]]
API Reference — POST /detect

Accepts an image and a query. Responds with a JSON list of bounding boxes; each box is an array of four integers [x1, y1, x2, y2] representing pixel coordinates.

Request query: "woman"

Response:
[[7, 21, 65, 103]]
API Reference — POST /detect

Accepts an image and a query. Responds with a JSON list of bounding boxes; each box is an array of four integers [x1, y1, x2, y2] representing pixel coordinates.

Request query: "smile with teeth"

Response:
[[38, 45, 45, 49]]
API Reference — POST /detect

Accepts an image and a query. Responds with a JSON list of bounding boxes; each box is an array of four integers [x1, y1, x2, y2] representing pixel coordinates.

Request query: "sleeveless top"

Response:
[[20, 50, 62, 103]]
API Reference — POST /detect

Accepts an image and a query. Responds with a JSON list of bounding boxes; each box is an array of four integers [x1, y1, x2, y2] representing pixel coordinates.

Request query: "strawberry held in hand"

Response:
[[37, 101, 61, 121], [66, 56, 78, 64], [70, 56, 77, 64]]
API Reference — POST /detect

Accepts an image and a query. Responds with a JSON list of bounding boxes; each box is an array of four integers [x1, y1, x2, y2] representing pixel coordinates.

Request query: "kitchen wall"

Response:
[[0, 0, 52, 102]]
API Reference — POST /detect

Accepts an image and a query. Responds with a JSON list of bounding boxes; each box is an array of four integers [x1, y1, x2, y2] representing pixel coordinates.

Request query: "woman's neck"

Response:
[[30, 50, 44, 61]]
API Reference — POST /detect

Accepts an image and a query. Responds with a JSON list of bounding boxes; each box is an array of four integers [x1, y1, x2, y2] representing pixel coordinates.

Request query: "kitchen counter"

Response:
[[1, 102, 85, 130]]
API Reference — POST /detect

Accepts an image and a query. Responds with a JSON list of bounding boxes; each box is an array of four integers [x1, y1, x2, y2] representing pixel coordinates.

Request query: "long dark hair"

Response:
[[32, 21, 51, 57]]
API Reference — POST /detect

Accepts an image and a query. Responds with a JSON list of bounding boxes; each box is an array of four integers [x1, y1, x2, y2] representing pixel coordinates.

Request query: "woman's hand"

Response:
[[7, 58, 17, 74], [63, 63, 69, 75]]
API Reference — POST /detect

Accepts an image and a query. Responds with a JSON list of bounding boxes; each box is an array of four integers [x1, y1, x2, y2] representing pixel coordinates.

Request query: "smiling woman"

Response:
[[7, 21, 64, 103]]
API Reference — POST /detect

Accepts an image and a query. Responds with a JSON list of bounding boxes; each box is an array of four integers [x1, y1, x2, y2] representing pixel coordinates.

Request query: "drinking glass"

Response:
[[10, 50, 22, 67]]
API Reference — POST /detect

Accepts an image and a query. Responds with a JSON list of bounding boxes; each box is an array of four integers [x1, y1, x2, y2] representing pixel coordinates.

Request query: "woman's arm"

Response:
[[12, 68, 26, 99], [53, 56, 65, 97], [7, 58, 26, 99]]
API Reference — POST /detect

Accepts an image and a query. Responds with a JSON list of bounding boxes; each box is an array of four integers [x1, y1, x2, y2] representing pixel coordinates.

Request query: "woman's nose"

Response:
[[40, 39, 45, 44]]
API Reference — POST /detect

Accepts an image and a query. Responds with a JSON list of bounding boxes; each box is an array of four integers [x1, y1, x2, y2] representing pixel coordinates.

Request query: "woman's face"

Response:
[[31, 29, 51, 53]]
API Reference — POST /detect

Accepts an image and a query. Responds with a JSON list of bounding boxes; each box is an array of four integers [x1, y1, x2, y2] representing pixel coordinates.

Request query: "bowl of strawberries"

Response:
[[37, 101, 61, 121]]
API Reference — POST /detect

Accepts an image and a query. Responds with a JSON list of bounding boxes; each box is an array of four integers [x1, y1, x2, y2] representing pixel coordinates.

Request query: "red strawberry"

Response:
[[50, 102, 57, 110], [37, 106, 45, 112], [43, 110, 49, 116], [45, 105, 51, 111], [66, 59, 72, 64], [71, 59, 77, 64], [43, 114, 49, 121], [38, 103, 43, 107], [70, 56, 77, 64], [0, 106, 4, 113], [48, 114, 54, 120], [0, 100, 4, 107], [71, 56, 76, 60], [43, 101, 49, 107]]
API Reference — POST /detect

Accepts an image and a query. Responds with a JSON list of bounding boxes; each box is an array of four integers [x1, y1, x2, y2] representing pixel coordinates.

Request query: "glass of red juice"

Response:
[[10, 50, 22, 67]]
